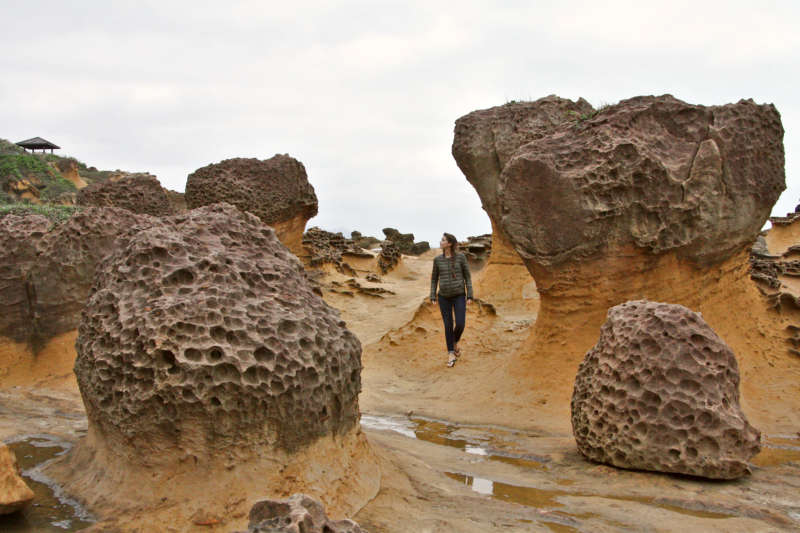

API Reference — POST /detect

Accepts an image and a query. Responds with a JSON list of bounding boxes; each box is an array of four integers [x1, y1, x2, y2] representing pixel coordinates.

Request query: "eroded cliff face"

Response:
[[453, 95, 793, 429]]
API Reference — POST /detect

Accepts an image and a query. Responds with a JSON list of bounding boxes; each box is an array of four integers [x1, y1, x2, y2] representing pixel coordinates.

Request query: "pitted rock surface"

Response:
[[302, 227, 371, 269], [243, 494, 366, 533], [571, 300, 761, 479], [453, 95, 785, 267], [0, 213, 51, 342], [382, 227, 429, 256], [0, 208, 154, 347], [185, 155, 318, 227], [75, 203, 361, 454], [77, 173, 173, 216], [378, 241, 400, 274]]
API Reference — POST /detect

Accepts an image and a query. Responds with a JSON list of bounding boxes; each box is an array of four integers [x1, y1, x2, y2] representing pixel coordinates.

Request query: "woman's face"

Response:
[[440, 235, 449, 249]]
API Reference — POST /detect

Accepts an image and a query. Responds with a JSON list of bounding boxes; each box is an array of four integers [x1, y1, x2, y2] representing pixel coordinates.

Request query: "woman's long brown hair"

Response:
[[443, 233, 459, 278]]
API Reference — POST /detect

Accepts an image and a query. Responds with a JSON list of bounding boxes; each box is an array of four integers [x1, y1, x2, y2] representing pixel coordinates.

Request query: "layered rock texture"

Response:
[[77, 173, 173, 216], [243, 494, 366, 533], [302, 227, 374, 273], [572, 301, 761, 479], [185, 156, 318, 256], [0, 443, 34, 514], [59, 203, 378, 524], [453, 95, 789, 427]]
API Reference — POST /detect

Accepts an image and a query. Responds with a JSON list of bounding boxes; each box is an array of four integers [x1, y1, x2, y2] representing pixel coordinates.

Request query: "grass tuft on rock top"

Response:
[[0, 202, 82, 224]]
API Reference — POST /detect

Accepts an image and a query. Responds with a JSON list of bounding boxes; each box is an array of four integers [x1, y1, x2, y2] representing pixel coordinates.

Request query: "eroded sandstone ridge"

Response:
[[242, 494, 366, 533], [58, 203, 378, 527], [77, 174, 172, 216], [572, 300, 761, 479], [452, 95, 787, 428], [185, 156, 318, 256]]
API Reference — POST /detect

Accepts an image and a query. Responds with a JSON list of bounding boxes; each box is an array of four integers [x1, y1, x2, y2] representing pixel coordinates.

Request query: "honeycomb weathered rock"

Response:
[[185, 156, 318, 255], [571, 300, 761, 479], [243, 494, 366, 533], [77, 173, 173, 216], [75, 203, 361, 455], [0, 208, 154, 348]]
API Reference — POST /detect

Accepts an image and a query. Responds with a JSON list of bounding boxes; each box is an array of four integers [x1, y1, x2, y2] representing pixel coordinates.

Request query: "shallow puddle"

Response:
[[1, 435, 94, 532], [752, 435, 800, 467], [361, 413, 548, 470]]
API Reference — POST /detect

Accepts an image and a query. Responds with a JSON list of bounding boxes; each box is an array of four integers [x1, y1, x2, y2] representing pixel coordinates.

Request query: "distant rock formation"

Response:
[[0, 208, 154, 352], [77, 173, 172, 216], [572, 300, 760, 479], [382, 228, 429, 256], [185, 155, 318, 256], [242, 494, 367, 533], [459, 234, 491, 268], [0, 443, 34, 515], [453, 94, 786, 424], [58, 203, 378, 523], [55, 159, 88, 189], [302, 227, 373, 271], [350, 231, 380, 249]]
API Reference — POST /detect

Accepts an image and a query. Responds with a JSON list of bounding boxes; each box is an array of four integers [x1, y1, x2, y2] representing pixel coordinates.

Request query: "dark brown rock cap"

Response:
[[185, 155, 318, 225], [571, 300, 761, 479], [453, 95, 785, 268]]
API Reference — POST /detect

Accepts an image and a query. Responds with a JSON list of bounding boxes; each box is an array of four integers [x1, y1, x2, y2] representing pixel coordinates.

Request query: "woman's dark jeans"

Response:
[[437, 294, 466, 353]]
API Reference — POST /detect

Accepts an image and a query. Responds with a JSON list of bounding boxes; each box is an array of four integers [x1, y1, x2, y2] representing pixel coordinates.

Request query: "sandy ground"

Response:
[[1, 248, 799, 531]]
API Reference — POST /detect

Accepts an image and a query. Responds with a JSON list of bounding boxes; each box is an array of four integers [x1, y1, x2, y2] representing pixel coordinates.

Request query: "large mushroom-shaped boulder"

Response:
[[57, 203, 377, 525], [572, 300, 761, 479], [77, 173, 173, 216], [185, 156, 318, 256], [452, 95, 786, 427]]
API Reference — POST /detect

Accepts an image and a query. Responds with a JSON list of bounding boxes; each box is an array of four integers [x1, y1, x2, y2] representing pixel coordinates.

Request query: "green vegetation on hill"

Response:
[[0, 137, 119, 203]]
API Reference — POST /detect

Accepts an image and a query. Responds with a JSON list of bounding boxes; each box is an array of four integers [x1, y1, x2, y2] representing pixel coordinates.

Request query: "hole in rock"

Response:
[[254, 346, 275, 364], [155, 349, 176, 369], [184, 348, 202, 362], [208, 347, 224, 362], [212, 363, 240, 384]]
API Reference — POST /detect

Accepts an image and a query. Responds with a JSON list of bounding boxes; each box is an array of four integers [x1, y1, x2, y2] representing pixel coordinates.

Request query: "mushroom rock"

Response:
[[77, 173, 173, 216], [185, 156, 318, 257], [53, 203, 377, 527], [572, 300, 760, 479], [453, 95, 788, 429], [0, 443, 34, 515]]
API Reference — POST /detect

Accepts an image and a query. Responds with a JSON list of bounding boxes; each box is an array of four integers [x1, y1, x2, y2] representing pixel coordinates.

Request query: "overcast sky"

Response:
[[2, 1, 797, 244]]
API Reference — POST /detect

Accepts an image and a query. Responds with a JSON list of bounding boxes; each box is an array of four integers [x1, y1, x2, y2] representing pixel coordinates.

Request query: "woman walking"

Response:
[[430, 233, 473, 368]]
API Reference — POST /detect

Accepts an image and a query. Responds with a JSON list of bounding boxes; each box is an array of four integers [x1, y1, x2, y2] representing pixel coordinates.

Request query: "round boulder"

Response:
[[75, 203, 360, 454], [571, 300, 761, 479]]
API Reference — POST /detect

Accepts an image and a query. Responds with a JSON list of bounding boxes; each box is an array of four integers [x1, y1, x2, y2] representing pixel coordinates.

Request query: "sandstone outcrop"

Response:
[[57, 203, 378, 524], [243, 494, 366, 533], [378, 241, 401, 274], [453, 95, 787, 427], [0, 208, 154, 352], [350, 231, 380, 250], [185, 156, 318, 256], [302, 227, 373, 272], [77, 173, 173, 216], [382, 228, 429, 256], [572, 300, 761, 479], [0, 443, 34, 514], [460, 234, 491, 268], [55, 159, 88, 189]]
